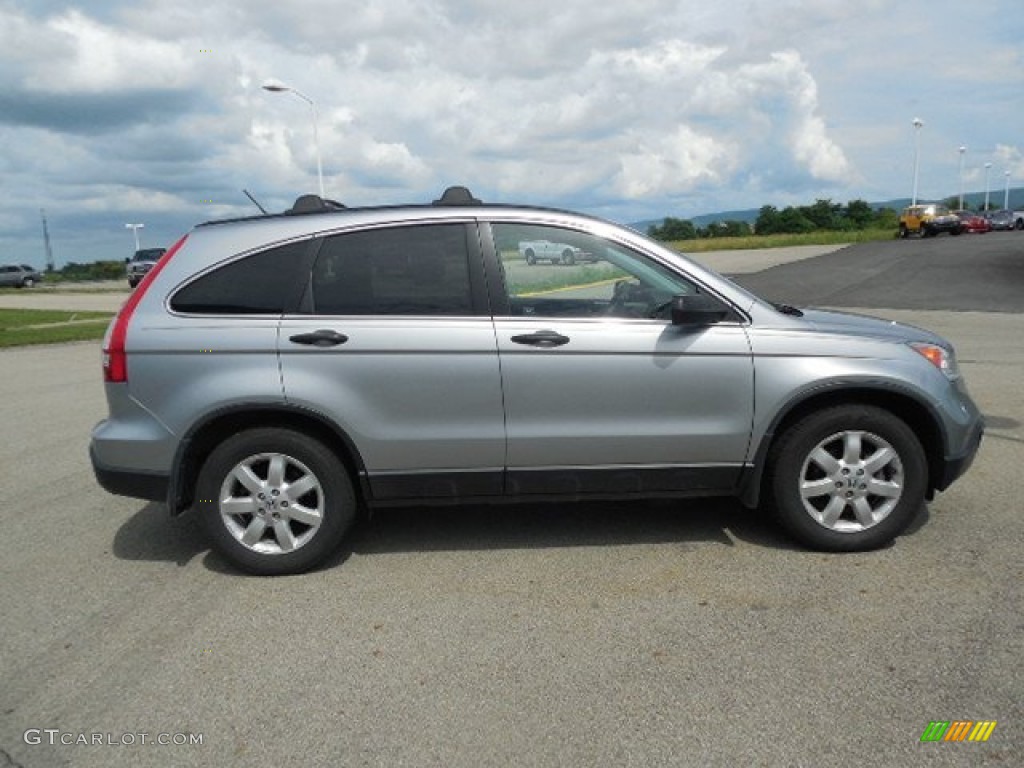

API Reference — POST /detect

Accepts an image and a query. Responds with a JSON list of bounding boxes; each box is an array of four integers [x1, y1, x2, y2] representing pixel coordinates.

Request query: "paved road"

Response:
[[1, 237, 1021, 767], [729, 231, 1024, 313]]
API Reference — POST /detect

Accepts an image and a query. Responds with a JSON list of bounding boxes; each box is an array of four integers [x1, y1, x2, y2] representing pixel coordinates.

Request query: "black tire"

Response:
[[921, 225, 933, 237], [562, 249, 576, 266], [898, 225, 909, 239], [196, 428, 356, 575], [1016, 219, 1024, 231], [525, 250, 536, 265], [767, 405, 927, 552], [128, 278, 139, 288], [22, 278, 35, 288]]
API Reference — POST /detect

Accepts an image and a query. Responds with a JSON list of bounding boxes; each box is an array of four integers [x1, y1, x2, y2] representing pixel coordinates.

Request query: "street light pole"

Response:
[[983, 162, 992, 212], [957, 146, 966, 210], [911, 118, 924, 206], [1004, 171, 1011, 210], [125, 223, 144, 251], [262, 79, 325, 198]]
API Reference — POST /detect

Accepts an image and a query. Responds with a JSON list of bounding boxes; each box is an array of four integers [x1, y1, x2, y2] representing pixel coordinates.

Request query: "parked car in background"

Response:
[[986, 210, 1016, 231], [898, 204, 962, 238], [0, 264, 43, 288], [126, 248, 166, 288], [954, 211, 991, 234], [518, 239, 597, 265], [89, 186, 984, 575]]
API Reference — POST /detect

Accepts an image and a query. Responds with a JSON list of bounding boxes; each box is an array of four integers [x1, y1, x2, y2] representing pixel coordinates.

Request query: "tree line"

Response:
[[648, 199, 900, 241]]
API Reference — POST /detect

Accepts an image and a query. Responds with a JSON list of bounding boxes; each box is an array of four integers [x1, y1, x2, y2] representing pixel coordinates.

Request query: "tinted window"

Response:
[[171, 240, 308, 314], [311, 224, 472, 316]]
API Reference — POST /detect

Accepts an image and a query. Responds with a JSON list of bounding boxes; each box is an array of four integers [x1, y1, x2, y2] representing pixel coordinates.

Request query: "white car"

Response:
[[518, 240, 597, 266]]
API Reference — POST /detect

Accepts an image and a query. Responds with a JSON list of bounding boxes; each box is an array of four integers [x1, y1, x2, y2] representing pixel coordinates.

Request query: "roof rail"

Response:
[[432, 186, 481, 206], [286, 194, 347, 215]]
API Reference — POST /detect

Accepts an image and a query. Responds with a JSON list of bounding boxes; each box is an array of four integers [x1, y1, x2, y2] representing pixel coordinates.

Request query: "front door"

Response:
[[485, 222, 754, 496]]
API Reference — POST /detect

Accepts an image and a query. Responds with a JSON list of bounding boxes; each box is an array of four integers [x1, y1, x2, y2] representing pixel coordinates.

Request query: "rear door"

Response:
[[279, 221, 506, 501]]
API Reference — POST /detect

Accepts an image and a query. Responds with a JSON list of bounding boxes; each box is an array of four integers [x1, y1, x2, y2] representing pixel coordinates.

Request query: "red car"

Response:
[[954, 211, 991, 234]]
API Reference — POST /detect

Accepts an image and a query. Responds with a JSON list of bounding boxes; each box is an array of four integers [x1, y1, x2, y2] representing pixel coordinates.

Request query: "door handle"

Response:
[[288, 329, 349, 347], [510, 330, 570, 348]]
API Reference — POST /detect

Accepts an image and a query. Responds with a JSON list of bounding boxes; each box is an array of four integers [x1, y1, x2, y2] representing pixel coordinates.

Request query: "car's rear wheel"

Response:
[[768, 405, 927, 551], [197, 428, 356, 575], [525, 250, 536, 265], [562, 249, 576, 266], [899, 224, 909, 239], [22, 278, 35, 288]]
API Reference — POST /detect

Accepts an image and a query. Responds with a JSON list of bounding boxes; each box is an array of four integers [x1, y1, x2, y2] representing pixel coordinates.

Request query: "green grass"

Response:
[[668, 228, 894, 253], [0, 309, 113, 348], [506, 263, 628, 295]]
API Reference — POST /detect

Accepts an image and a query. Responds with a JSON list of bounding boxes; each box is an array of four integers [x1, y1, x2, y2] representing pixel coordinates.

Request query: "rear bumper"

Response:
[[90, 444, 169, 502]]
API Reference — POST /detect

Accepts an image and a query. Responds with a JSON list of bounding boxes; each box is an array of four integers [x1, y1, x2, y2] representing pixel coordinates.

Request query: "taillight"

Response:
[[103, 234, 189, 383]]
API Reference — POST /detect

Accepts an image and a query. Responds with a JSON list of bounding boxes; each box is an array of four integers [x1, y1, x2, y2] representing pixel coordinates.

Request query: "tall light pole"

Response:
[[125, 223, 144, 251], [1004, 170, 1011, 210], [262, 79, 325, 198], [957, 146, 966, 210], [911, 118, 924, 206], [983, 162, 992, 212]]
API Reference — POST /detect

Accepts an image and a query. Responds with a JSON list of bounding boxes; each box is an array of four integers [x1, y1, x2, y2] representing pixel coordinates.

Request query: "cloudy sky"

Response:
[[2, 0, 1022, 266]]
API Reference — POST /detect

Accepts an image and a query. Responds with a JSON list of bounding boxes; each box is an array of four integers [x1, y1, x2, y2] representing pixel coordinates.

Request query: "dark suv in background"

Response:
[[126, 248, 166, 288], [90, 187, 984, 575]]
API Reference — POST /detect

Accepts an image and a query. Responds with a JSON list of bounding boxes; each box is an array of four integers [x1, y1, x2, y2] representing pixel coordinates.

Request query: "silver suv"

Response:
[[90, 187, 984, 574]]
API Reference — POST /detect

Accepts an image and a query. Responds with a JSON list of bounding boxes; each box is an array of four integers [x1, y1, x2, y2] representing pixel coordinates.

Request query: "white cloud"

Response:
[[14, 10, 197, 93], [616, 126, 732, 198]]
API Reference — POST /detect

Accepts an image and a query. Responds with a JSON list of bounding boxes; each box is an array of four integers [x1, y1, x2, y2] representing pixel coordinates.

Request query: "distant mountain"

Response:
[[632, 187, 1024, 232]]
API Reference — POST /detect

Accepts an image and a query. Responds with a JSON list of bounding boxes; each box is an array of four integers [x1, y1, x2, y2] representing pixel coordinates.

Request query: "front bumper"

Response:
[[935, 416, 984, 493]]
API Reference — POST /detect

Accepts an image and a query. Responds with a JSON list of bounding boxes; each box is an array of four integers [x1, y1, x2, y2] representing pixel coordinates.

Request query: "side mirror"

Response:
[[670, 293, 729, 326]]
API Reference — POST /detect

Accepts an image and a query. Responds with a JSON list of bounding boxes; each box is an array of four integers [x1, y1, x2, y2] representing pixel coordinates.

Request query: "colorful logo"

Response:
[[920, 721, 997, 742]]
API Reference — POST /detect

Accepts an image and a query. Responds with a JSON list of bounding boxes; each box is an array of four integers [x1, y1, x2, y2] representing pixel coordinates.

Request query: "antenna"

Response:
[[40, 209, 54, 272], [243, 189, 268, 214]]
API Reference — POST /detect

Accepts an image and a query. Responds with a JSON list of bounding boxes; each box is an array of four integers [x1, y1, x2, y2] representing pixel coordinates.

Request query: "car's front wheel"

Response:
[[768, 405, 927, 551], [197, 428, 357, 575]]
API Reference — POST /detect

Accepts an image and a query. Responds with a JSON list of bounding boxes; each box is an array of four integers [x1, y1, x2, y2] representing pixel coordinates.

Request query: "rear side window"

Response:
[[310, 224, 473, 316], [171, 241, 309, 314]]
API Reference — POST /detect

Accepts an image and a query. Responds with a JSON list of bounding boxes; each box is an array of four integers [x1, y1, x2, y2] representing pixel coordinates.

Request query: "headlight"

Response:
[[910, 342, 960, 380]]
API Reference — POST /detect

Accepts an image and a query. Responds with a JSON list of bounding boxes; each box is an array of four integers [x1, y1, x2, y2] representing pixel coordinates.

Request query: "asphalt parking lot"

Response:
[[1, 235, 1021, 767]]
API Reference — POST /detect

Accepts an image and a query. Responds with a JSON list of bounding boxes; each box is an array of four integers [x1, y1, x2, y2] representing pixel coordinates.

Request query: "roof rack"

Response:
[[286, 194, 347, 215], [433, 186, 481, 206]]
